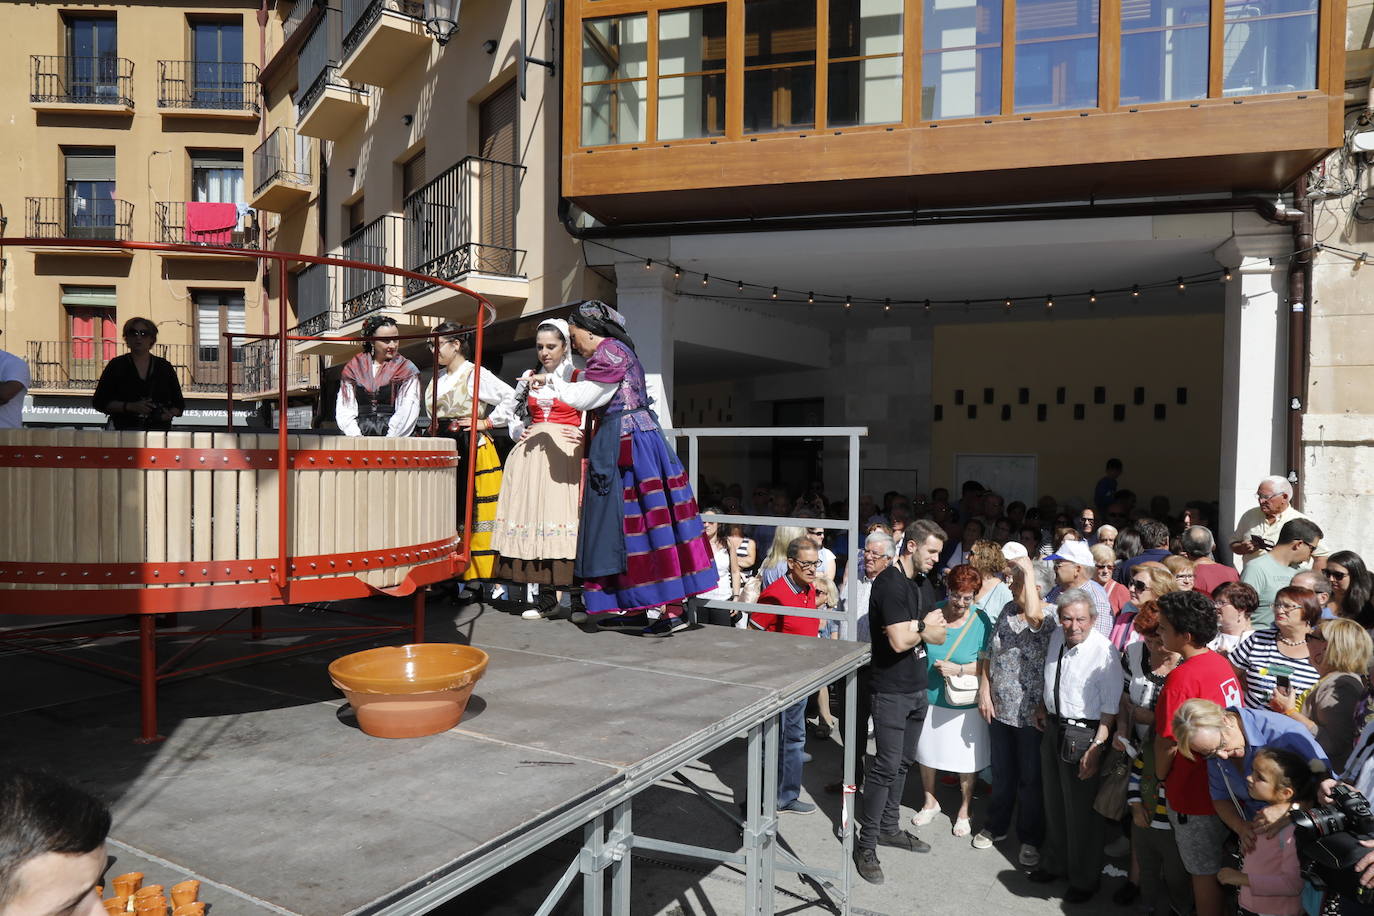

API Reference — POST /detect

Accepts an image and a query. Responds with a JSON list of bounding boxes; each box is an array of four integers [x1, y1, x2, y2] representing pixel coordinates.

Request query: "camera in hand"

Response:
[[1293, 784, 1374, 905]]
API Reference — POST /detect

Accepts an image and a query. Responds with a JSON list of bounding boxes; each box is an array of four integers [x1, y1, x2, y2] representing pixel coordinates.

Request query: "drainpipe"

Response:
[[1288, 175, 1314, 509]]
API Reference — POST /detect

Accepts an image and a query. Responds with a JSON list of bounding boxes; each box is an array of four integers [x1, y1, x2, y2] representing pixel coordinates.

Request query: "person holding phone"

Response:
[[1229, 586, 1322, 708], [1230, 476, 1329, 570]]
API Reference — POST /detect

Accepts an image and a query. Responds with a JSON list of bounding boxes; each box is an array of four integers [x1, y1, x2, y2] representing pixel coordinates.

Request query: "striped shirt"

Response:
[[1229, 628, 1321, 709]]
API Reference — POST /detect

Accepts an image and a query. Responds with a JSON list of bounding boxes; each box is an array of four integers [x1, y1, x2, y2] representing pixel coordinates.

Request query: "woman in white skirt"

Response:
[[912, 564, 994, 837], [490, 319, 585, 617]]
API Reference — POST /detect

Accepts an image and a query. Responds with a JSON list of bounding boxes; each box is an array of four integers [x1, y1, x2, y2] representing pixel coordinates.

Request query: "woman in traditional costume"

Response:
[[429, 321, 514, 582], [336, 315, 420, 437], [532, 301, 716, 635], [490, 319, 586, 619]]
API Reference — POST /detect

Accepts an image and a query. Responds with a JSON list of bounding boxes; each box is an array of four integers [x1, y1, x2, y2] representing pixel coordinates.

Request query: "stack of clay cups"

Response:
[[104, 872, 204, 914]]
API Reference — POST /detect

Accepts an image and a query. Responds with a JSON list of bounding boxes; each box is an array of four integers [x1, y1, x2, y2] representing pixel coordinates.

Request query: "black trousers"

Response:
[[856, 687, 927, 851]]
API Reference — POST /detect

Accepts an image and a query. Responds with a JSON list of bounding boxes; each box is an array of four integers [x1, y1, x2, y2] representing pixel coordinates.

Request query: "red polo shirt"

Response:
[[751, 573, 821, 637]]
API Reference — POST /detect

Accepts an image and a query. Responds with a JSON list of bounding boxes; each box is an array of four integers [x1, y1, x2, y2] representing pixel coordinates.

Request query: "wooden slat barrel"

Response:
[[0, 429, 458, 613]]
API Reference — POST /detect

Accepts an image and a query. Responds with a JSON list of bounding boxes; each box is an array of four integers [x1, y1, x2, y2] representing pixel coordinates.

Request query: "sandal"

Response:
[[911, 804, 940, 827], [952, 817, 971, 838]]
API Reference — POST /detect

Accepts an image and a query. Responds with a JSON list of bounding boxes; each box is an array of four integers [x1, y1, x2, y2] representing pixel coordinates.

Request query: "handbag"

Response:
[[941, 613, 980, 706], [1053, 643, 1097, 765], [1093, 747, 1132, 819]]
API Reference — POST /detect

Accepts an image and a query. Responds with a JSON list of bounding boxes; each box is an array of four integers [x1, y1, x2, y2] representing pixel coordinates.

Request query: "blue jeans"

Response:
[[986, 718, 1045, 846], [778, 699, 808, 806]]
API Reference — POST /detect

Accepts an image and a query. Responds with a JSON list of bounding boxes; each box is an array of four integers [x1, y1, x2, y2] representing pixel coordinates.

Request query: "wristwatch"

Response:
[[916, 618, 926, 633]]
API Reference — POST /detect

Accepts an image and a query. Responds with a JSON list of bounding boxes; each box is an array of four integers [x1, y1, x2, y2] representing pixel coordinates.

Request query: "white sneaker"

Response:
[[971, 829, 995, 850], [1018, 844, 1041, 867], [520, 608, 543, 620]]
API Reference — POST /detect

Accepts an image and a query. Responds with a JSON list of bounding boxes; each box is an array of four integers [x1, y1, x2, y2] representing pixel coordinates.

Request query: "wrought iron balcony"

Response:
[[292, 262, 345, 337], [26, 341, 236, 393], [157, 60, 261, 113], [26, 196, 134, 242], [342, 215, 403, 321], [342, 0, 424, 59], [252, 126, 313, 200], [238, 339, 321, 396], [155, 202, 260, 249], [403, 156, 525, 297], [30, 55, 134, 108]]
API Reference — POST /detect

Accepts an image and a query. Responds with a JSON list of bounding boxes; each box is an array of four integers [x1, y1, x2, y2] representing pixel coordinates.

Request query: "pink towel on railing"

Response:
[[186, 201, 238, 245]]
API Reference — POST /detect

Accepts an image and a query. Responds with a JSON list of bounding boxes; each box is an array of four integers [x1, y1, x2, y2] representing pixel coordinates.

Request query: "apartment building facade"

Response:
[[0, 0, 285, 426]]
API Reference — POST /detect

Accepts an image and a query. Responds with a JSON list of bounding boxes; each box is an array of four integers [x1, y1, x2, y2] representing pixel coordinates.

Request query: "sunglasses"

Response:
[[1129, 580, 1150, 591], [807, 529, 825, 536], [1328, 570, 1348, 582], [1096, 563, 1114, 570]]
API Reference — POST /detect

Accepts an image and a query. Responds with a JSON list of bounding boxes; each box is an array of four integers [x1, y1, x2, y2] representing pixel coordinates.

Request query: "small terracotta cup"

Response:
[[101, 898, 128, 915], [134, 884, 165, 900], [172, 904, 206, 916], [112, 873, 144, 897], [170, 880, 199, 907], [134, 896, 167, 915]]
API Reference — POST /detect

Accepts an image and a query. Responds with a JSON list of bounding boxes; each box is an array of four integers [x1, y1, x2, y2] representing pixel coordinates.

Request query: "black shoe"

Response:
[[809, 721, 833, 739], [596, 613, 649, 630], [640, 616, 689, 637], [853, 847, 885, 885], [1027, 869, 1062, 884], [1065, 886, 1098, 904], [876, 830, 931, 853], [569, 609, 589, 625], [1111, 882, 1139, 906]]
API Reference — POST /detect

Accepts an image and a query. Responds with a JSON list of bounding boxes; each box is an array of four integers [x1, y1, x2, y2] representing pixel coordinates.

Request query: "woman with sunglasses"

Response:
[[1091, 543, 1130, 615], [1111, 563, 1179, 653], [93, 317, 184, 430], [1326, 550, 1374, 626], [1229, 586, 1323, 709], [1269, 617, 1373, 770]]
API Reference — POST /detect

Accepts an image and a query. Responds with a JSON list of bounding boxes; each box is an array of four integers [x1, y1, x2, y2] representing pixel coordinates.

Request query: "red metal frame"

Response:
[[0, 236, 494, 741]]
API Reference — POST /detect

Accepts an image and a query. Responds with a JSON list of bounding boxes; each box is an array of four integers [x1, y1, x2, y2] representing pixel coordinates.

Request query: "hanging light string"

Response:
[[582, 238, 1331, 311]]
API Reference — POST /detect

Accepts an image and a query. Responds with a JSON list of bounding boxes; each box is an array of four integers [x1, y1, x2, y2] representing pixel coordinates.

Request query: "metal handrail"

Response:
[[155, 202, 259, 248], [30, 55, 134, 107], [26, 197, 134, 242], [156, 60, 261, 111], [342, 0, 424, 58], [253, 127, 313, 197], [402, 156, 525, 296]]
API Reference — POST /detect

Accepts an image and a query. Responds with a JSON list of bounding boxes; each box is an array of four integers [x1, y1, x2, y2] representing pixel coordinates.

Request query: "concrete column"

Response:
[[1215, 225, 1292, 559], [613, 259, 677, 413]]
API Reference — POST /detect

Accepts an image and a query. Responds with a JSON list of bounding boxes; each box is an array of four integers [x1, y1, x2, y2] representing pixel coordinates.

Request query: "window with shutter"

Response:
[[194, 290, 246, 366], [479, 83, 518, 254]]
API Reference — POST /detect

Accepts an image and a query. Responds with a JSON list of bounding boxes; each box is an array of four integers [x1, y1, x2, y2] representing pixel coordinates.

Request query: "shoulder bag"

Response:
[[942, 615, 980, 706]]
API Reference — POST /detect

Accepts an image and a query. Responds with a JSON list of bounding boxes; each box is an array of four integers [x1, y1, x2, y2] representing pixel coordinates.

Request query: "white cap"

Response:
[[1046, 539, 1095, 567], [1001, 542, 1029, 561]]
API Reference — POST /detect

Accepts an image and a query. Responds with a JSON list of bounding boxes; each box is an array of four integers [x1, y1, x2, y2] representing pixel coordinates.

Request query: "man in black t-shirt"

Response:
[[854, 519, 949, 885]]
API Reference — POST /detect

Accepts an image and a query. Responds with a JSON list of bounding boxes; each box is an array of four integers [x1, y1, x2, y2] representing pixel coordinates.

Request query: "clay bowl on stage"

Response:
[[329, 644, 489, 739]]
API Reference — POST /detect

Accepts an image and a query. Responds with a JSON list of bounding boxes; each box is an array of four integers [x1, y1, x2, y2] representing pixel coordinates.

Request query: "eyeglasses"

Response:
[[1256, 492, 1282, 502], [1096, 563, 1114, 570], [1328, 570, 1348, 582], [949, 594, 975, 604], [1274, 601, 1304, 613], [126, 329, 154, 338], [792, 559, 820, 570], [1177, 572, 1195, 581], [862, 550, 890, 559], [1129, 580, 1150, 592]]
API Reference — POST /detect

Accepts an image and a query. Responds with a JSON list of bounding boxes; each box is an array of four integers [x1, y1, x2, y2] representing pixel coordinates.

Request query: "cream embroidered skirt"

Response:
[[491, 422, 583, 585]]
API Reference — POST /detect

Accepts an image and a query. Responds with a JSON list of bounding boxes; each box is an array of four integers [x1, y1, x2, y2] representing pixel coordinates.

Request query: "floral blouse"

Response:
[[986, 606, 1058, 728]]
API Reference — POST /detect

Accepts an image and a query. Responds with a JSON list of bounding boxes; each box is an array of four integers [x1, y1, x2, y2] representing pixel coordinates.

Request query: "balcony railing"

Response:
[[403, 156, 524, 297], [26, 341, 237, 393], [155, 202, 259, 249], [157, 60, 261, 112], [282, 0, 315, 41], [239, 339, 320, 395], [26, 197, 134, 242], [253, 127, 313, 197], [342, 0, 424, 57], [342, 215, 402, 321], [30, 55, 134, 107], [293, 262, 344, 335]]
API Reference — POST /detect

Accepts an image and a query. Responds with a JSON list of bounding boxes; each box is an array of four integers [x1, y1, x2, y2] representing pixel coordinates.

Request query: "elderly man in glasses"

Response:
[[1230, 475, 1329, 571], [1240, 517, 1325, 627], [1045, 540, 1114, 637]]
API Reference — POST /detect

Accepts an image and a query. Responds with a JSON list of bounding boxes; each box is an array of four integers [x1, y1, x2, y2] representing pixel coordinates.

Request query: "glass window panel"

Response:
[[745, 0, 817, 68], [1014, 0, 1100, 112], [658, 5, 727, 140], [581, 14, 648, 146], [1222, 0, 1317, 95], [922, 0, 1001, 119], [1119, 0, 1208, 103], [922, 47, 1002, 117], [828, 0, 903, 126], [829, 55, 903, 126], [744, 65, 817, 132], [659, 74, 727, 140]]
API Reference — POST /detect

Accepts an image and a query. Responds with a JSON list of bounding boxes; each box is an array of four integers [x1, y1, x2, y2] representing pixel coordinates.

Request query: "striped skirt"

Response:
[[578, 418, 718, 614], [463, 436, 502, 581]]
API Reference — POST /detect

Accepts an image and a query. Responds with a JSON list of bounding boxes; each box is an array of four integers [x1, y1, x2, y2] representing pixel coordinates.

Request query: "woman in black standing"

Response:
[[93, 316, 184, 430]]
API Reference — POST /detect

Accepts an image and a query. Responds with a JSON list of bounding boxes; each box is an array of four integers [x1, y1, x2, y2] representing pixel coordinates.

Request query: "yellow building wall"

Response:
[[0, 0, 267, 396], [930, 314, 1224, 509]]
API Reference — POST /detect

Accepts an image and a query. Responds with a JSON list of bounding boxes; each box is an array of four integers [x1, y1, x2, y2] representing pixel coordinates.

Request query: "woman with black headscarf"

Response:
[[336, 315, 420, 437], [531, 301, 716, 635]]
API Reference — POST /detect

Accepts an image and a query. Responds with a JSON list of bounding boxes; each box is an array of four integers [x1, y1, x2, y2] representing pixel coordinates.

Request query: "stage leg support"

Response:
[[413, 590, 426, 643], [608, 801, 632, 916], [135, 615, 165, 744], [250, 606, 263, 641]]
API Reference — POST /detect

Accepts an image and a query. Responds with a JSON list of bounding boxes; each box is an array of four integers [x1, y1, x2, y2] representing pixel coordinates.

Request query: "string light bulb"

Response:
[[1045, 293, 1055, 309], [737, 280, 744, 293], [1131, 285, 1140, 298], [808, 291, 815, 304], [1223, 267, 1233, 282], [673, 266, 681, 280], [1004, 297, 1013, 310], [771, 286, 779, 299], [1088, 290, 1097, 303], [1177, 276, 1186, 290], [644, 258, 653, 271], [884, 298, 891, 312], [844, 295, 852, 309], [923, 299, 931, 315]]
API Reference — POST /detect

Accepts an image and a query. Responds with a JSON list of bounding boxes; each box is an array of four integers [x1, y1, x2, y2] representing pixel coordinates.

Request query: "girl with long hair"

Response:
[[336, 315, 420, 438]]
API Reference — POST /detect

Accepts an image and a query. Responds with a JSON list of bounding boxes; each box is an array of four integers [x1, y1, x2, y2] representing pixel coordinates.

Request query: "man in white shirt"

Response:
[[1230, 475, 1328, 570], [1030, 589, 1122, 903], [0, 331, 29, 429]]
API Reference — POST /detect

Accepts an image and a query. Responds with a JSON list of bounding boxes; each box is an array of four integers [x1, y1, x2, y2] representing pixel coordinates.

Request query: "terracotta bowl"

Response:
[[329, 643, 489, 739]]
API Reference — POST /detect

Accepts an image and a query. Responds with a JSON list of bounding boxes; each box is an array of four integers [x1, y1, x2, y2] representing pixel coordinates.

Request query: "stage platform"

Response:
[[0, 598, 868, 915]]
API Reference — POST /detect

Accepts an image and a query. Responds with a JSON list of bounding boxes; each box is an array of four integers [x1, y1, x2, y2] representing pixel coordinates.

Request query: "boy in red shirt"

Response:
[[1154, 590, 1245, 916], [753, 537, 821, 813]]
